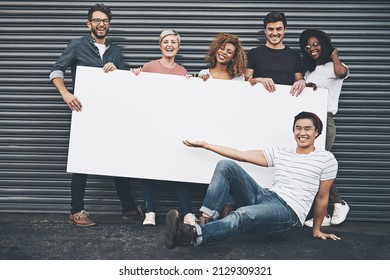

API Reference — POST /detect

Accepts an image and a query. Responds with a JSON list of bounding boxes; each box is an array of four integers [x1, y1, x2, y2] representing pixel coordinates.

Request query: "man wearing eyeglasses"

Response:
[[245, 12, 306, 96], [49, 3, 143, 226]]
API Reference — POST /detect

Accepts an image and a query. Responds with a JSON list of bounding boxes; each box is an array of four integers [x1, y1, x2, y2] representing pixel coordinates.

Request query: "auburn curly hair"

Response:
[[204, 33, 247, 79]]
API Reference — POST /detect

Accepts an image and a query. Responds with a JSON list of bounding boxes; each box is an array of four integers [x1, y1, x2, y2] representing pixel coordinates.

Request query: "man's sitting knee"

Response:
[[216, 159, 238, 171]]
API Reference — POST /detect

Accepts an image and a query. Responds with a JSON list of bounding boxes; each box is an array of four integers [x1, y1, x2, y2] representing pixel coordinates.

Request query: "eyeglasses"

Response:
[[305, 41, 320, 51], [91, 18, 110, 25]]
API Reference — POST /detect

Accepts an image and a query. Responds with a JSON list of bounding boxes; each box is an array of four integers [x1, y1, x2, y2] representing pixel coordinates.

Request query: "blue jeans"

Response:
[[142, 179, 192, 215], [194, 160, 298, 245]]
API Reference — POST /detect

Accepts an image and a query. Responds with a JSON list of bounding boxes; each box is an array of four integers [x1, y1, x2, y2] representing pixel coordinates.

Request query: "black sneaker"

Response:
[[121, 204, 145, 220], [165, 209, 197, 250]]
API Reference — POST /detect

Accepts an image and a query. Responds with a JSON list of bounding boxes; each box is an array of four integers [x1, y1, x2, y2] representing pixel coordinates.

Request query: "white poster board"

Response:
[[67, 66, 328, 188]]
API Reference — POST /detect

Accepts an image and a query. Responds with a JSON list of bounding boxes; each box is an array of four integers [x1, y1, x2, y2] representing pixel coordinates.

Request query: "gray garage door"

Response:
[[0, 0, 389, 221]]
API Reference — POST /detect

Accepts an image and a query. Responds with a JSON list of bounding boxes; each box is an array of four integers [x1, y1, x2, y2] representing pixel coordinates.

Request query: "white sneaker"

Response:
[[331, 200, 350, 225], [304, 214, 332, 227], [143, 212, 156, 226], [183, 213, 198, 225]]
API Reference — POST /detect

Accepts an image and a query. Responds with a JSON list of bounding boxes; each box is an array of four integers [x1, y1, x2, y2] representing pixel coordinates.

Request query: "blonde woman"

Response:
[[134, 29, 187, 75], [132, 30, 195, 227]]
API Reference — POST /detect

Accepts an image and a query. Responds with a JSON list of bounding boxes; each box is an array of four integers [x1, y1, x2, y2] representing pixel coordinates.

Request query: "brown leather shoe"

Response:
[[69, 210, 96, 227]]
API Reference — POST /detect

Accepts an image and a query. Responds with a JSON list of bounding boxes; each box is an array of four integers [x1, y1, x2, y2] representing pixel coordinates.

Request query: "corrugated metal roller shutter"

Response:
[[0, 0, 389, 221]]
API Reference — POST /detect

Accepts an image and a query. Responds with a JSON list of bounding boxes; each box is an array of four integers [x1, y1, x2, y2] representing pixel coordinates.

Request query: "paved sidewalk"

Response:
[[0, 213, 389, 260]]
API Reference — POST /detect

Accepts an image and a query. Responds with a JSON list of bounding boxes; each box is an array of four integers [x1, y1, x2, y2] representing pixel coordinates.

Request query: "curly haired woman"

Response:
[[199, 33, 247, 81], [197, 33, 247, 222]]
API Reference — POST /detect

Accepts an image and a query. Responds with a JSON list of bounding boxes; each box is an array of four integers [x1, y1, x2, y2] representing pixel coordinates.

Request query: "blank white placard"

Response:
[[67, 66, 328, 188]]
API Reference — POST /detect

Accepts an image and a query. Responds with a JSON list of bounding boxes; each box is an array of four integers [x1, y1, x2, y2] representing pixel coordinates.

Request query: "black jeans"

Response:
[[70, 173, 137, 214]]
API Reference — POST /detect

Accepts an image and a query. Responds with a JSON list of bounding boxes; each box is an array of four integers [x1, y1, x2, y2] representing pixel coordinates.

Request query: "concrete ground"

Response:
[[0, 213, 389, 260]]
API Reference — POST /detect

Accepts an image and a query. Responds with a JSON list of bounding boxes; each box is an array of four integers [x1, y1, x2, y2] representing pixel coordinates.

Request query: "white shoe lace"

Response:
[[74, 210, 89, 220], [184, 213, 198, 225]]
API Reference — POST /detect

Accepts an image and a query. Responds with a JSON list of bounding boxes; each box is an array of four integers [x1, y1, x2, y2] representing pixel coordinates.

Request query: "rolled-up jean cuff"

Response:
[[199, 206, 220, 220], [194, 224, 203, 246]]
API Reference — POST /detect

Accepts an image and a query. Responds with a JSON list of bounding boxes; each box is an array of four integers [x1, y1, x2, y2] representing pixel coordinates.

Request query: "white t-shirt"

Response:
[[198, 68, 245, 81], [304, 62, 349, 115], [263, 147, 338, 225], [94, 43, 107, 59]]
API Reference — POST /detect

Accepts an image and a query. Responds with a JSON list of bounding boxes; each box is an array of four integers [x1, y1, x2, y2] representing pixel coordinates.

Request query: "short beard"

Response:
[[92, 28, 108, 40]]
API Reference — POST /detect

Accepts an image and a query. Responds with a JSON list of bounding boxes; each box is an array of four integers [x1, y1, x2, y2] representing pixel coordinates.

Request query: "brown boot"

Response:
[[199, 215, 211, 225], [164, 209, 197, 250]]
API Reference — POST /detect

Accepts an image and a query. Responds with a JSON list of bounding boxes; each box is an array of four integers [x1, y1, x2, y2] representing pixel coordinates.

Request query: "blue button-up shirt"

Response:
[[49, 35, 125, 90]]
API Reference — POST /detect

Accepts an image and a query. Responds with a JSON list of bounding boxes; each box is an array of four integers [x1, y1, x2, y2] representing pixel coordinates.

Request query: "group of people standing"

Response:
[[49, 3, 350, 247]]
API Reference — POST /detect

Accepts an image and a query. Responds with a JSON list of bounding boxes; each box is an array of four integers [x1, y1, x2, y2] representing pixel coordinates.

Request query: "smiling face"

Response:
[[306, 36, 322, 62], [160, 34, 180, 59], [293, 118, 318, 153], [87, 11, 110, 42], [264, 21, 286, 49], [216, 43, 236, 64]]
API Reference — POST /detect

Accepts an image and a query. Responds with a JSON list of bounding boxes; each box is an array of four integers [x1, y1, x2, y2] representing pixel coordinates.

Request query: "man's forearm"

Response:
[[312, 197, 329, 234]]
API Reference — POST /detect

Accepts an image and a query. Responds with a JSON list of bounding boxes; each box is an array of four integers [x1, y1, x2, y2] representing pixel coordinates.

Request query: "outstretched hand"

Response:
[[182, 140, 207, 148], [313, 231, 341, 241]]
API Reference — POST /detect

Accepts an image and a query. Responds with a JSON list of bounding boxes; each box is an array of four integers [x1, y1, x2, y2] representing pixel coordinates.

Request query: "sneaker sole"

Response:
[[68, 220, 96, 227], [121, 216, 144, 221], [164, 210, 179, 250], [331, 213, 349, 225], [331, 218, 347, 225]]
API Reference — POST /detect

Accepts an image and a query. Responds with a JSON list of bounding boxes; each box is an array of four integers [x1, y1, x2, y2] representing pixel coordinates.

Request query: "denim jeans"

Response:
[[70, 173, 137, 214], [194, 160, 298, 245], [142, 179, 192, 215]]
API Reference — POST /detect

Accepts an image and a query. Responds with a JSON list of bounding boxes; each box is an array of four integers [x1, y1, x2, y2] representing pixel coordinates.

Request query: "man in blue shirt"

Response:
[[50, 3, 142, 226]]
